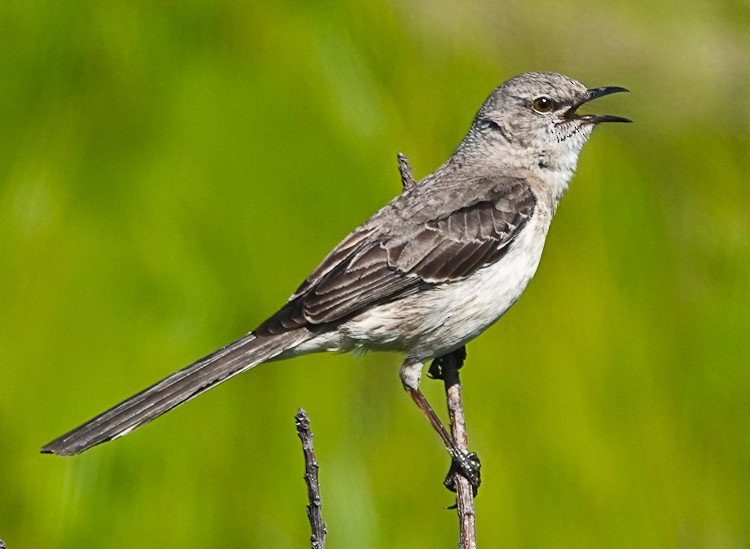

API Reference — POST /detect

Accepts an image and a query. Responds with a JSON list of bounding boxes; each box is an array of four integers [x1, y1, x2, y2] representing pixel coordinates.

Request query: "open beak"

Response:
[[566, 86, 631, 124]]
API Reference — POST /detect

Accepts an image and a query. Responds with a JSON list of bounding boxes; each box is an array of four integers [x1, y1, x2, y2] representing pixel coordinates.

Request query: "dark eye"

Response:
[[532, 96, 556, 113]]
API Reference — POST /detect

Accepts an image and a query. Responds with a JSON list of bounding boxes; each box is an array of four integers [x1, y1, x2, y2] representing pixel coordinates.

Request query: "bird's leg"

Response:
[[405, 385, 481, 493], [429, 347, 481, 495], [401, 357, 481, 493]]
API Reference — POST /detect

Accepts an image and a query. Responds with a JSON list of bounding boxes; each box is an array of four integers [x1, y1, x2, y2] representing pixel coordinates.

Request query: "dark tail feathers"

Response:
[[41, 331, 303, 456]]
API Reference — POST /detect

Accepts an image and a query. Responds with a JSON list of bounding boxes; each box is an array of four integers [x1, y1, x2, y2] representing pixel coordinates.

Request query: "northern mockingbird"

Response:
[[42, 73, 630, 480]]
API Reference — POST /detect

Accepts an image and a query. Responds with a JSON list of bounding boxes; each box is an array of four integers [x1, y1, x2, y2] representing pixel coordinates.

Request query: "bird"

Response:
[[41, 72, 630, 477]]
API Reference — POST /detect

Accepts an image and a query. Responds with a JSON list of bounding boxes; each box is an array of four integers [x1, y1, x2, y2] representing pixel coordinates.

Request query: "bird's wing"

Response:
[[255, 176, 536, 335]]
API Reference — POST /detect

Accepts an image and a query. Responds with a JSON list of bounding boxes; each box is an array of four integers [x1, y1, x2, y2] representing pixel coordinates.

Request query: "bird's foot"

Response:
[[445, 450, 481, 496], [428, 347, 467, 380]]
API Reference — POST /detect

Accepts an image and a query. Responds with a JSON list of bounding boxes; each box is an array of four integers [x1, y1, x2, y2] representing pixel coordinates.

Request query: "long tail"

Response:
[[41, 330, 306, 456]]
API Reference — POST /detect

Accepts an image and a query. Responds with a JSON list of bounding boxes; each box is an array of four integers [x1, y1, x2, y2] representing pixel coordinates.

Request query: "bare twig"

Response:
[[437, 348, 477, 549], [295, 409, 327, 549], [397, 152, 417, 190]]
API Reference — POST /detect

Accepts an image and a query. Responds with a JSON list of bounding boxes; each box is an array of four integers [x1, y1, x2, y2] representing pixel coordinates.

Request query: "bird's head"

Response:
[[473, 72, 630, 175]]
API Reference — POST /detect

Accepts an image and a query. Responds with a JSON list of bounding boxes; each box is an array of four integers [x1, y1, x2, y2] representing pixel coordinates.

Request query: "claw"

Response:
[[444, 450, 481, 496], [428, 347, 467, 380]]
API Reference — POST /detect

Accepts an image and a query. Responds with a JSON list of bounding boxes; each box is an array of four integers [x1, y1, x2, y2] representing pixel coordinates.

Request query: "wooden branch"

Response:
[[439, 349, 478, 549], [295, 409, 327, 549]]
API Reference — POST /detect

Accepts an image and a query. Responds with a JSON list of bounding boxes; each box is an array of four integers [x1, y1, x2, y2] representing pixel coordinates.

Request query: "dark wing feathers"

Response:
[[257, 248, 422, 335], [289, 227, 377, 299], [409, 200, 523, 281], [306, 256, 407, 314], [255, 176, 536, 336]]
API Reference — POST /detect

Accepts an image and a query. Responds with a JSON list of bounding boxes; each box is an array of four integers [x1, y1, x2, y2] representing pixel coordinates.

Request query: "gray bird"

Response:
[[42, 73, 630, 475]]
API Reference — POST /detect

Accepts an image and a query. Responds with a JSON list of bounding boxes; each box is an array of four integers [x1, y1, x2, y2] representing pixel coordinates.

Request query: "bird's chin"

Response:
[[551, 119, 593, 144]]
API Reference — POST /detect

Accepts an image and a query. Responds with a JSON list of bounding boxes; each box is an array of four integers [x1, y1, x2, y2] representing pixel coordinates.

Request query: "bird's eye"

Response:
[[532, 96, 556, 113]]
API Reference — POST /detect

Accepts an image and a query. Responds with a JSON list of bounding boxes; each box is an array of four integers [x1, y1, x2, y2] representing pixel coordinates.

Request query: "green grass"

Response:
[[1, 1, 749, 547]]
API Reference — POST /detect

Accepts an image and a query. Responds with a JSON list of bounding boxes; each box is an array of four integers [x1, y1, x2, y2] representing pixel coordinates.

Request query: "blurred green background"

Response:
[[2, 0, 749, 547]]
